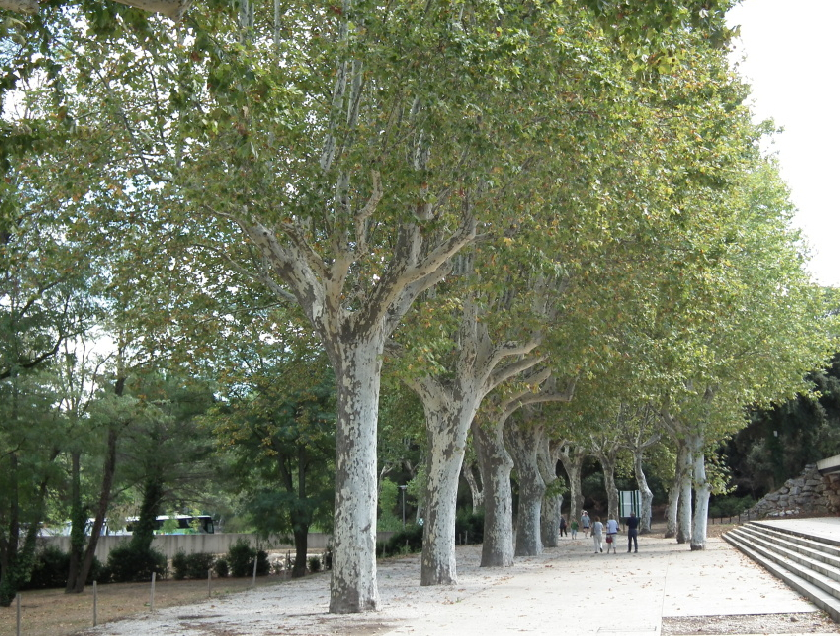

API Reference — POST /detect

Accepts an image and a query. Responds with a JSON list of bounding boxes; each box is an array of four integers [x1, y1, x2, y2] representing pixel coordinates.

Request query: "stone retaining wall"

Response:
[[746, 463, 840, 518]]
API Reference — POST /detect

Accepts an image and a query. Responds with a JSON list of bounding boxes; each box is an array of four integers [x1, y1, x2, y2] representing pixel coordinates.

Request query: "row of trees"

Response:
[[1, 0, 837, 613]]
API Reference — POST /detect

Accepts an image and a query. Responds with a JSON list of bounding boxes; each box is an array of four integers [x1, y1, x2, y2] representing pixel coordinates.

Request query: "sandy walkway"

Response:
[[77, 535, 836, 636]]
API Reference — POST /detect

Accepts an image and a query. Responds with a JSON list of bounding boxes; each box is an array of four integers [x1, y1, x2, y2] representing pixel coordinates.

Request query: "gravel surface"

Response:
[[663, 612, 839, 634]]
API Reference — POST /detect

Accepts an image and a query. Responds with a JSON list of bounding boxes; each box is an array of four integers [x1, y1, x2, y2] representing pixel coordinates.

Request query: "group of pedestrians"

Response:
[[558, 510, 640, 554]]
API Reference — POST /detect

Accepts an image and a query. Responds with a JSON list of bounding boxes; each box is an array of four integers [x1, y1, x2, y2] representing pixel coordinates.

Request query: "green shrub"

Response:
[[308, 555, 322, 573], [455, 510, 484, 544], [380, 523, 423, 558], [106, 544, 168, 583], [172, 551, 189, 580], [214, 558, 229, 578], [22, 547, 103, 590], [226, 540, 270, 577], [185, 552, 216, 579], [708, 494, 757, 519]]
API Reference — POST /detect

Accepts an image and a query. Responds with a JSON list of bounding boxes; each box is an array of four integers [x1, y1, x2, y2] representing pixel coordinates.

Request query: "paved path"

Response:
[[84, 522, 840, 636]]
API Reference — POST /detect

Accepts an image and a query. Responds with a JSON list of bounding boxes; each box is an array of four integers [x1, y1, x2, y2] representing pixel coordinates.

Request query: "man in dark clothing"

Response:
[[626, 512, 639, 553]]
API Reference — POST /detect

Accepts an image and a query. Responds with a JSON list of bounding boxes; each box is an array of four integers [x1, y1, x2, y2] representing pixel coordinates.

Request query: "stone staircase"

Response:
[[723, 521, 840, 621]]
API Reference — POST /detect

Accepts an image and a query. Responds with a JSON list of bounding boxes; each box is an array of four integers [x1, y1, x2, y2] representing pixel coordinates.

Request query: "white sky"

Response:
[[726, 0, 840, 287]]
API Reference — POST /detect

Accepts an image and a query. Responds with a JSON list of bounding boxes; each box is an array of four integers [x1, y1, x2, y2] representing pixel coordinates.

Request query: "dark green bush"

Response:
[[22, 546, 103, 590], [106, 543, 168, 583], [308, 555, 322, 573], [185, 552, 216, 579], [455, 509, 484, 544], [214, 558, 229, 578], [380, 523, 423, 558], [708, 494, 757, 519], [172, 551, 189, 580], [226, 540, 269, 577]]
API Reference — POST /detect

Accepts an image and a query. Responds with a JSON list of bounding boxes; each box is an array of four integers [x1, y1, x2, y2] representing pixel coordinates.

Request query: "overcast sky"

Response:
[[726, 0, 840, 287]]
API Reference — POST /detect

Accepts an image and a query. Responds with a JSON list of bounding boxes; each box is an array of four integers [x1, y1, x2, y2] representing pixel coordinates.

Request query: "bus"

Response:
[[125, 515, 215, 535]]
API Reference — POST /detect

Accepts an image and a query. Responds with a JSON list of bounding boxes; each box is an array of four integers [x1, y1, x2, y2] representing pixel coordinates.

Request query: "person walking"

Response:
[[559, 515, 568, 538], [605, 515, 619, 554], [570, 519, 579, 540], [581, 511, 591, 538], [591, 516, 604, 553], [626, 511, 640, 553]]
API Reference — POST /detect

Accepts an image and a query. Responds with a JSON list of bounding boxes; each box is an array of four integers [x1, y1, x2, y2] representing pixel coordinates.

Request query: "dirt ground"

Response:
[[0, 575, 293, 636], [0, 521, 751, 636]]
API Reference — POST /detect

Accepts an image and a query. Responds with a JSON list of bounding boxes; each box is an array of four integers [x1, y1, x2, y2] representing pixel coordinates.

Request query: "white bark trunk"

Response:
[[689, 434, 709, 550], [330, 341, 382, 613], [420, 395, 473, 585], [558, 446, 586, 528], [111, 0, 193, 20], [0, 0, 37, 12], [676, 442, 693, 545], [633, 451, 654, 534], [462, 461, 483, 511], [596, 451, 619, 523], [538, 440, 561, 548], [506, 425, 544, 557], [665, 440, 688, 539], [473, 419, 514, 568]]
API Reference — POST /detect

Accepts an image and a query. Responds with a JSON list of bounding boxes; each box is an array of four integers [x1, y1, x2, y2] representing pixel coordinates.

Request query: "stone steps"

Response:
[[724, 521, 840, 622]]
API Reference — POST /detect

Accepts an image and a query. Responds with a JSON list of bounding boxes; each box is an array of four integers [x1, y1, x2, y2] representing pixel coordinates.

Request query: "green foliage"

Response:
[[379, 524, 424, 558], [307, 555, 322, 573], [455, 510, 484, 545], [226, 540, 269, 578], [213, 558, 229, 578], [105, 543, 168, 583], [20, 546, 102, 590], [377, 479, 402, 532], [172, 551, 216, 580], [708, 494, 756, 519]]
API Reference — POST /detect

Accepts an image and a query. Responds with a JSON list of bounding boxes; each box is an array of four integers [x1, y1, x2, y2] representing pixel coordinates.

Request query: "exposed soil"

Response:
[[0, 575, 290, 636], [663, 612, 840, 635]]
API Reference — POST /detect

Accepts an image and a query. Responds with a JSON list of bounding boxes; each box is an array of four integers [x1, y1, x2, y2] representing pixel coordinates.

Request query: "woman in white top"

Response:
[[591, 516, 604, 553]]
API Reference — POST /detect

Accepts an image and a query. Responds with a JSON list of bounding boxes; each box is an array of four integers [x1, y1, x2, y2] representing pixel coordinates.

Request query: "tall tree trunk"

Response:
[[506, 424, 545, 557], [292, 445, 311, 578], [558, 445, 586, 530], [71, 425, 119, 592], [595, 449, 620, 523], [538, 440, 562, 548], [71, 375, 126, 593], [676, 442, 693, 545], [632, 450, 654, 534], [65, 452, 84, 593], [329, 338, 385, 613], [689, 433, 710, 550], [462, 460, 483, 511], [473, 419, 514, 568], [420, 405, 469, 586]]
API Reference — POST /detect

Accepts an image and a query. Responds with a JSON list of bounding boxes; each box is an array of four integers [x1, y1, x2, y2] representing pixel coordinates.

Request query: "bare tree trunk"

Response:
[[473, 418, 514, 568], [676, 441, 693, 545], [330, 340, 383, 613], [558, 445, 586, 529], [506, 424, 545, 557], [632, 450, 655, 534], [689, 433, 709, 550], [462, 460, 483, 511], [538, 440, 562, 548]]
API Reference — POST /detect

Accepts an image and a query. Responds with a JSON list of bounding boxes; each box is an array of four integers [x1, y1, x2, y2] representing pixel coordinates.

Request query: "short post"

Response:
[[16, 593, 21, 636], [150, 572, 156, 612], [93, 581, 98, 627], [251, 555, 257, 587], [399, 485, 407, 529], [208, 568, 212, 597]]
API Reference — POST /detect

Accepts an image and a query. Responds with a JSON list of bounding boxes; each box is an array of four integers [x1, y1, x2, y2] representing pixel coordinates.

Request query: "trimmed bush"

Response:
[[106, 544, 168, 583], [214, 558, 229, 578], [308, 555, 322, 573], [226, 540, 270, 578], [455, 510, 484, 544], [22, 547, 103, 590], [379, 523, 423, 558]]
